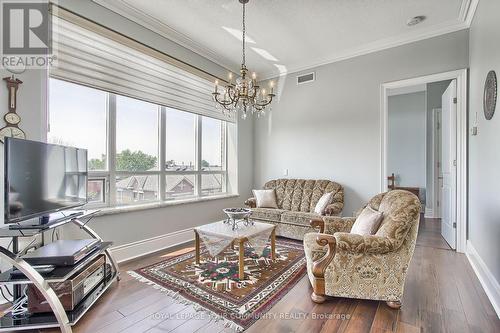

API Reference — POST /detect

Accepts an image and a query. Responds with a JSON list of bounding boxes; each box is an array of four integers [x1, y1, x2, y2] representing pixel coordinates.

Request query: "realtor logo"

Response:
[[1, 0, 55, 69], [2, 1, 51, 54]]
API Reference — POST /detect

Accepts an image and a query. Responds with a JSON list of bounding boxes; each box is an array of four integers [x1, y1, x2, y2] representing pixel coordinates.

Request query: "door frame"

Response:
[[380, 69, 468, 253]]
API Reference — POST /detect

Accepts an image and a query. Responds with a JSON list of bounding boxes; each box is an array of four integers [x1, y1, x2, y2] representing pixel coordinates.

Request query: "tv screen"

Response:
[[5, 138, 88, 224]]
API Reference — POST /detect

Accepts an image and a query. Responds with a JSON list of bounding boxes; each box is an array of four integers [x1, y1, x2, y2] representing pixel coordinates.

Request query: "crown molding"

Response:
[[93, 0, 479, 82], [459, 0, 480, 26], [92, 0, 238, 73]]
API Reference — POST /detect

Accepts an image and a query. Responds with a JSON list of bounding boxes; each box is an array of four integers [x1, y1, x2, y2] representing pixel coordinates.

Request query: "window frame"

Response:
[[48, 78, 229, 209]]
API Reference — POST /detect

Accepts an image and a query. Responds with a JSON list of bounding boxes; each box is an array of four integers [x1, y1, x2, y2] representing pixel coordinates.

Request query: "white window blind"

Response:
[[50, 7, 234, 123]]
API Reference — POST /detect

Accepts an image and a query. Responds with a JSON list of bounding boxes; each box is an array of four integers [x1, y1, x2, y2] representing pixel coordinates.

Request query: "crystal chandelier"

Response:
[[213, 0, 275, 119]]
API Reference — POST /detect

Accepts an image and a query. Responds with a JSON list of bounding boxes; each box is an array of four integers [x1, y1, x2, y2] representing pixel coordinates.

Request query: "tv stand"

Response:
[[0, 210, 119, 333], [9, 210, 86, 230]]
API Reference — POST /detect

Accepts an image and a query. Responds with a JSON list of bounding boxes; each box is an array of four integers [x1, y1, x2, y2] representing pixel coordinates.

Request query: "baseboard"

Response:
[[111, 228, 194, 263], [466, 240, 500, 318]]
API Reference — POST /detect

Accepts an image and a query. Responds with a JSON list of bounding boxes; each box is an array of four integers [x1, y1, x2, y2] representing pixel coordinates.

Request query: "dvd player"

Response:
[[22, 239, 100, 266]]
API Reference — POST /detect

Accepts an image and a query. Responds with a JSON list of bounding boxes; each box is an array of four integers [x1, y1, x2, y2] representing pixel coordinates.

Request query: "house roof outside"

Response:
[[116, 167, 223, 193]]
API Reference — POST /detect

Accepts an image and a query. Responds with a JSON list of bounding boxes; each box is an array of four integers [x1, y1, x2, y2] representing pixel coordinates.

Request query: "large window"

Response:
[[48, 78, 230, 208]]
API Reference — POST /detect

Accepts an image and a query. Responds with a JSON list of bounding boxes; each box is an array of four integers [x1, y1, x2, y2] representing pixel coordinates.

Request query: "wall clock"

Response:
[[1, 76, 26, 143], [483, 70, 497, 120]]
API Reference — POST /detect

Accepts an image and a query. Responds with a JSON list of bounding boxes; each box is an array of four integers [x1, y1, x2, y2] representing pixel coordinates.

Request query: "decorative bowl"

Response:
[[223, 208, 252, 221]]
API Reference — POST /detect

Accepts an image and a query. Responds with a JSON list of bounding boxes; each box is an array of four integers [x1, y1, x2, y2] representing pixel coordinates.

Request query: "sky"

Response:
[[48, 79, 223, 168]]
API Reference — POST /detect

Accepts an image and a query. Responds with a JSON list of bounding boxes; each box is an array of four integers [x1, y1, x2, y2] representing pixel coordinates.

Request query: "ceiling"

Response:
[[93, 0, 477, 79]]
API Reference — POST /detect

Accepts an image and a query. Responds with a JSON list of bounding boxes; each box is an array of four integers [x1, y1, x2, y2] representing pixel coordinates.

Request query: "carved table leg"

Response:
[[238, 239, 245, 279], [271, 227, 276, 260], [195, 231, 200, 265]]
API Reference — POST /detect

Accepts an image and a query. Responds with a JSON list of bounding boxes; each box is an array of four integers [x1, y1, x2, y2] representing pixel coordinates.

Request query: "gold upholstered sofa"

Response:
[[245, 179, 344, 240], [303, 190, 420, 308]]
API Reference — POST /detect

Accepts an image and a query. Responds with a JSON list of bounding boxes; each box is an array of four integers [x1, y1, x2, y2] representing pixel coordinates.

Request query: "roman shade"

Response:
[[50, 7, 234, 123]]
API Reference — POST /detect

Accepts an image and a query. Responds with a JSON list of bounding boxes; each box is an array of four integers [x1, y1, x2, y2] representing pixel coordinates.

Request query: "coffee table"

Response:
[[194, 220, 276, 280]]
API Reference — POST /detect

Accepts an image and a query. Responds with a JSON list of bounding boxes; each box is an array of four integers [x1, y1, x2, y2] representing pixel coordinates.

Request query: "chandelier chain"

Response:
[[242, 1, 246, 66]]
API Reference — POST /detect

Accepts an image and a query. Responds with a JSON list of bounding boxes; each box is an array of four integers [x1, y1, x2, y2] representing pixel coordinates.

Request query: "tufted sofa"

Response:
[[303, 190, 420, 308], [245, 179, 344, 240]]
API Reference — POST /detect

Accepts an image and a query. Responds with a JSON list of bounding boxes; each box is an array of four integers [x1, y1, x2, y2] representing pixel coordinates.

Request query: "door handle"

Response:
[[438, 176, 444, 180]]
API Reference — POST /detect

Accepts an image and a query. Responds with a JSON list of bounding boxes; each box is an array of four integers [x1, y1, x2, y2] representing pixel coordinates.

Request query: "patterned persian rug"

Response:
[[129, 237, 306, 332]]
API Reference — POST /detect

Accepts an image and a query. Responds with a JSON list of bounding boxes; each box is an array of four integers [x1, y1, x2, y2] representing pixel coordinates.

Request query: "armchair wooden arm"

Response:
[[310, 234, 336, 303]]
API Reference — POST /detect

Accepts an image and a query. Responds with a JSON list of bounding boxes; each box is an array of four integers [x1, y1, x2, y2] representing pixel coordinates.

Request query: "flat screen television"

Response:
[[4, 138, 88, 224]]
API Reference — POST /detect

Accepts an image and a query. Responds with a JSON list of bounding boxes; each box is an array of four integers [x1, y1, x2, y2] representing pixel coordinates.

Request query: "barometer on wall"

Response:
[[1, 76, 26, 143]]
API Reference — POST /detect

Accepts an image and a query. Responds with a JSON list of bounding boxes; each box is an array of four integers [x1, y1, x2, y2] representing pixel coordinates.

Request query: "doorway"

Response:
[[381, 69, 467, 253]]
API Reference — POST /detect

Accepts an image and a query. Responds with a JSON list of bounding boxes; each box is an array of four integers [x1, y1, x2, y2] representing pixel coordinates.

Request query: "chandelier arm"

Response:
[[255, 94, 275, 107], [213, 93, 235, 106]]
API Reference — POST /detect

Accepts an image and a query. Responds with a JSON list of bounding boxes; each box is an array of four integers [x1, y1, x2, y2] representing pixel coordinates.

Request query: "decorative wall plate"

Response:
[[483, 70, 497, 120]]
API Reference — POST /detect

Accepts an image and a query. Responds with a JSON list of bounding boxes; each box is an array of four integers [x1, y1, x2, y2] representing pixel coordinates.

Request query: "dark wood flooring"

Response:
[[35, 217, 499, 332]]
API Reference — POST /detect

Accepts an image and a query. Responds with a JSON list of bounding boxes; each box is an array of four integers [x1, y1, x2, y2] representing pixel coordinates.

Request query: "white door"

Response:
[[440, 80, 457, 249], [434, 109, 442, 219]]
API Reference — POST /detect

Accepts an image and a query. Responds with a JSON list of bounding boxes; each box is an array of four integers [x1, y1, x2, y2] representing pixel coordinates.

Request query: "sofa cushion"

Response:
[[253, 189, 278, 208], [314, 192, 333, 214], [281, 211, 322, 226], [251, 208, 286, 222], [350, 206, 383, 235]]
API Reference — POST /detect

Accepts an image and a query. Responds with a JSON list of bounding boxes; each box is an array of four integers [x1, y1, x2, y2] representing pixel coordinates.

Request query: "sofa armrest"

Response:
[[333, 232, 395, 254], [310, 219, 325, 233], [324, 202, 343, 216], [321, 216, 356, 234], [309, 233, 336, 300], [244, 197, 256, 208]]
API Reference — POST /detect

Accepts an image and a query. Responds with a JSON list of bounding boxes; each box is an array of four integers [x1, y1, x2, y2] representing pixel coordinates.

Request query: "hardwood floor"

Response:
[[38, 216, 499, 333]]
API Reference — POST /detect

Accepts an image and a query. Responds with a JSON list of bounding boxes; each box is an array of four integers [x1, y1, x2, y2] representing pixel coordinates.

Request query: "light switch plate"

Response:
[[471, 126, 478, 136]]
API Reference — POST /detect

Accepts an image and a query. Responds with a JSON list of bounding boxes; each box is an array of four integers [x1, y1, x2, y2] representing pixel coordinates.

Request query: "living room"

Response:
[[0, 0, 498, 332]]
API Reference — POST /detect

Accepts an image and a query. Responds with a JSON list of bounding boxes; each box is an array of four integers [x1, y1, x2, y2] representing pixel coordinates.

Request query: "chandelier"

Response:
[[213, 0, 275, 119]]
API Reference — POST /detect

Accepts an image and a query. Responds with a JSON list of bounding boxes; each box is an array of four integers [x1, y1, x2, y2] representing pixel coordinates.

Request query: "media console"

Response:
[[0, 210, 120, 333]]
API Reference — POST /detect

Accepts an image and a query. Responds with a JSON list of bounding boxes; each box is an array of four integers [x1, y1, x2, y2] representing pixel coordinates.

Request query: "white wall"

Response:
[[254, 30, 469, 215], [468, 0, 500, 309], [0, 2, 253, 257], [387, 91, 426, 189]]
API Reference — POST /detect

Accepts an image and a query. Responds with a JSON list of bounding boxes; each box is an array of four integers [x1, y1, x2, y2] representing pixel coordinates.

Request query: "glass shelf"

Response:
[[0, 242, 113, 284], [0, 210, 100, 238], [0, 271, 118, 331]]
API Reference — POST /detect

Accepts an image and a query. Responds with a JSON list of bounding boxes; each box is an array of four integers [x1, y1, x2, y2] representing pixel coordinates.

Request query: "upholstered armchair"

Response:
[[304, 190, 421, 309]]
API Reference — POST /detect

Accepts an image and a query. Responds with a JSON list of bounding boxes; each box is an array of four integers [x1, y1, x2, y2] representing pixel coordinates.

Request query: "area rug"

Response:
[[129, 237, 306, 332]]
